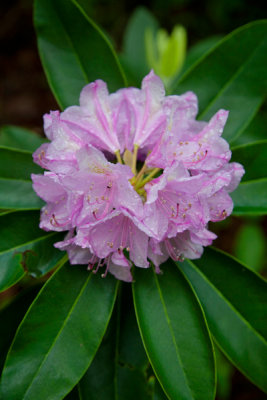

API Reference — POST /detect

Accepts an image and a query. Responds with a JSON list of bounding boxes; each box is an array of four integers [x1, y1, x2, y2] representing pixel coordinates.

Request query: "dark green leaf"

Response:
[[0, 145, 44, 210], [0, 179, 43, 210], [79, 284, 151, 400], [234, 222, 265, 272], [180, 36, 222, 77], [214, 346, 233, 400], [231, 178, 267, 215], [0, 251, 25, 293], [0, 262, 118, 400], [78, 312, 116, 400], [0, 211, 63, 292], [230, 100, 267, 146], [231, 141, 267, 182], [0, 125, 46, 152], [172, 21, 267, 144], [133, 264, 215, 400], [122, 6, 159, 86], [0, 147, 42, 180], [0, 146, 44, 210], [34, 0, 127, 109], [0, 286, 41, 373], [178, 247, 267, 393]]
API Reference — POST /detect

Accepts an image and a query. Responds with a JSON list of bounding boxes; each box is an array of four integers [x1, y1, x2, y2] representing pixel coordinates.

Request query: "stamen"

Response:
[[93, 259, 104, 274], [50, 214, 69, 227], [38, 150, 45, 161], [135, 162, 148, 183], [115, 150, 123, 164], [135, 168, 161, 189], [165, 239, 183, 262], [101, 255, 111, 278], [132, 144, 139, 174]]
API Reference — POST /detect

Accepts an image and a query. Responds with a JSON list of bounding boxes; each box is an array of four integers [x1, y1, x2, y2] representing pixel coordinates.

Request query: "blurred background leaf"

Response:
[[121, 7, 159, 86]]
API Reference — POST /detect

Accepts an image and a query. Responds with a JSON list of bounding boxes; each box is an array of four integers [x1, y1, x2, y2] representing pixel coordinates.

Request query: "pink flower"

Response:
[[32, 71, 244, 282]]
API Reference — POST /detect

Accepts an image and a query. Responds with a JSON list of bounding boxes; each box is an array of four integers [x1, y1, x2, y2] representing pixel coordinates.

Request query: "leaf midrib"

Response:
[[238, 177, 267, 185], [35, 0, 88, 110], [185, 259, 267, 346], [53, 1, 89, 85], [23, 272, 92, 399], [0, 232, 57, 256], [229, 96, 266, 144], [72, 0, 127, 87], [231, 139, 267, 151], [0, 146, 34, 155], [0, 177, 32, 183], [198, 35, 267, 120], [174, 21, 265, 88], [153, 273, 195, 400]]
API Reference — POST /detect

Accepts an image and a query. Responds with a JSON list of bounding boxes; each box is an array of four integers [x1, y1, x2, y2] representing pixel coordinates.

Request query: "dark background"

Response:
[[0, 1, 267, 399]]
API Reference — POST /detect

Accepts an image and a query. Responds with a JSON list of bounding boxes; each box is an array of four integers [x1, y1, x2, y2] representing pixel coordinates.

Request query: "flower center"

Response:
[[116, 147, 162, 201]]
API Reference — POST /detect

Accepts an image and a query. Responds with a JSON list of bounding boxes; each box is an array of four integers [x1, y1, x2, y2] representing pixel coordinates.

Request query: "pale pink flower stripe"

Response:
[[32, 71, 244, 282]]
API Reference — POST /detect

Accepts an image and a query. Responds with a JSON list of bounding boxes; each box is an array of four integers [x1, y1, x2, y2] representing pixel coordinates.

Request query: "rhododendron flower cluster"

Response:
[[32, 71, 244, 282]]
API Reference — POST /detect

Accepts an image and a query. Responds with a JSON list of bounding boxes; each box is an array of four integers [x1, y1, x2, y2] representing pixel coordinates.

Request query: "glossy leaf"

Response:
[[0, 179, 43, 210], [231, 178, 267, 215], [0, 211, 63, 292], [0, 125, 46, 152], [78, 285, 151, 400], [34, 0, 126, 109], [0, 262, 118, 400], [178, 247, 267, 393], [0, 146, 43, 210], [122, 6, 159, 86], [172, 20, 267, 144], [0, 147, 42, 180], [133, 264, 215, 400], [230, 141, 267, 215]]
